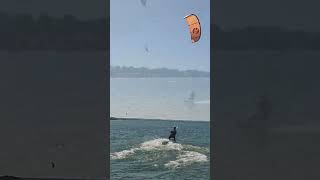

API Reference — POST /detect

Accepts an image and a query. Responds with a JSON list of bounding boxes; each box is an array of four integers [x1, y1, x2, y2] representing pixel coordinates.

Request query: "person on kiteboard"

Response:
[[168, 127, 177, 142]]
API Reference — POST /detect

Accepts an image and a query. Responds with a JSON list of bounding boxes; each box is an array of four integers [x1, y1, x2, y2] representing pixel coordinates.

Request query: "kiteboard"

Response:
[[162, 139, 177, 145], [162, 141, 169, 145]]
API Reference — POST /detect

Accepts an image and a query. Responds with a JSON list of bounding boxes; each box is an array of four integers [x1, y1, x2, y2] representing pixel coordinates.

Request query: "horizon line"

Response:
[[110, 117, 210, 122], [110, 65, 210, 73]]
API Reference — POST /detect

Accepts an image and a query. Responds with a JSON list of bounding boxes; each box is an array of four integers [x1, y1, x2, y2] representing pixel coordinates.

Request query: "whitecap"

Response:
[[110, 138, 208, 166], [140, 138, 183, 151], [164, 151, 208, 168], [110, 148, 138, 160], [195, 99, 210, 104]]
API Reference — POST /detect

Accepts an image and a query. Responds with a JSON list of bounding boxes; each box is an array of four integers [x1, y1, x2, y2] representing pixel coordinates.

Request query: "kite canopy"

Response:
[[184, 14, 201, 43]]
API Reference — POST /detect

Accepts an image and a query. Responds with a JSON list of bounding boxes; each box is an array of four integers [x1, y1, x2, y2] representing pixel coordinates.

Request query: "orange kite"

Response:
[[184, 14, 201, 43]]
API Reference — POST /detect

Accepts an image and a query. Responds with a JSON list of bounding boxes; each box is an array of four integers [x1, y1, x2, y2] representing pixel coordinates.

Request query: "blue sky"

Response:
[[111, 0, 210, 72]]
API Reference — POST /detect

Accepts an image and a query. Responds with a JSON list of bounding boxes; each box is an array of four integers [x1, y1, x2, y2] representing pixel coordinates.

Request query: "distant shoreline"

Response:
[[110, 66, 210, 78], [110, 117, 210, 122]]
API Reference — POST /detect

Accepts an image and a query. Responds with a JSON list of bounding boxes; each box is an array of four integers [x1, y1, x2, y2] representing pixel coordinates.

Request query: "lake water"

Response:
[[110, 78, 210, 179], [111, 119, 210, 180], [110, 78, 210, 121]]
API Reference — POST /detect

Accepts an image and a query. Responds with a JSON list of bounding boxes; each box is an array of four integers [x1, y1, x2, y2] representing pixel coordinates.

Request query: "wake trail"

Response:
[[111, 138, 209, 168]]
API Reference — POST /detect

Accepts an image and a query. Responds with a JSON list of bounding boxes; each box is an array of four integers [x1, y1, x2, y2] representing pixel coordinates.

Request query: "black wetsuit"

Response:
[[168, 128, 177, 142]]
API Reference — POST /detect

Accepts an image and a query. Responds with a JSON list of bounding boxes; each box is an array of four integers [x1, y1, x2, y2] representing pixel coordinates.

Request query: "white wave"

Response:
[[111, 138, 208, 168], [195, 99, 210, 104], [183, 144, 210, 153], [140, 138, 183, 151], [164, 151, 208, 168], [111, 138, 183, 160], [110, 148, 138, 160]]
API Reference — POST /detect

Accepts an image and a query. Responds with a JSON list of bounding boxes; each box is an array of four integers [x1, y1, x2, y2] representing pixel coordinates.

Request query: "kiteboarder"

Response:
[[51, 161, 55, 168], [168, 127, 177, 142]]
